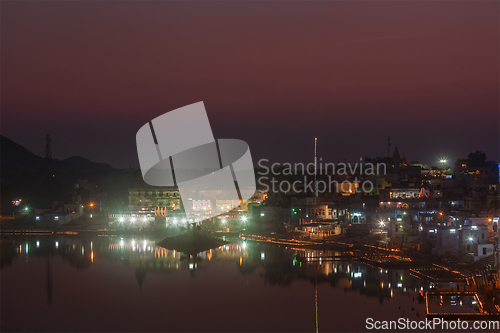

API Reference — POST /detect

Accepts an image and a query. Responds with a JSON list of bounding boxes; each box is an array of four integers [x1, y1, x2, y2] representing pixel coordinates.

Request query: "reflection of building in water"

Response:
[[102, 238, 250, 283], [250, 245, 428, 304], [3, 235, 96, 306], [4, 236, 430, 304]]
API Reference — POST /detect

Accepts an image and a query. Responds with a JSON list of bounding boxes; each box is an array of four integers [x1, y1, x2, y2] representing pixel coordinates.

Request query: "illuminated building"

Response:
[[128, 186, 181, 211]]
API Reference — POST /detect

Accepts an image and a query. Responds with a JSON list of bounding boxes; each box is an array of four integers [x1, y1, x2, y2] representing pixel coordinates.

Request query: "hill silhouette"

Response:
[[1, 135, 114, 176]]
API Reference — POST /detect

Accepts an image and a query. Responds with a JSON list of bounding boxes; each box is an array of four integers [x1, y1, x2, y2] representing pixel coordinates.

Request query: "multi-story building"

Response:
[[128, 186, 181, 211]]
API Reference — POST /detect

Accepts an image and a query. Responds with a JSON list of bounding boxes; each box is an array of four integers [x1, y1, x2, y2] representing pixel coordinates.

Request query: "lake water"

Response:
[[2, 235, 431, 332]]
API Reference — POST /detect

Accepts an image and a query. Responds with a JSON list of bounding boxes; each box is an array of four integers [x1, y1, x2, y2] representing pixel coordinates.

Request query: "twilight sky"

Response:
[[1, 1, 499, 168]]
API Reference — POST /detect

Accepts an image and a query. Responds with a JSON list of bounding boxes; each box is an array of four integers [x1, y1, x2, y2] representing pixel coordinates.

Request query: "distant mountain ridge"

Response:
[[1, 135, 114, 174]]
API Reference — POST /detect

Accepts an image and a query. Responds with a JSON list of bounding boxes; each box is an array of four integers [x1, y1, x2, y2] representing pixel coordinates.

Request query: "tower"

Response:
[[314, 137, 317, 203]]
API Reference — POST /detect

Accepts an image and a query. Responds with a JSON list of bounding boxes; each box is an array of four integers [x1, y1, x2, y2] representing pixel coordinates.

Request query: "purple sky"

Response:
[[2, 1, 499, 168]]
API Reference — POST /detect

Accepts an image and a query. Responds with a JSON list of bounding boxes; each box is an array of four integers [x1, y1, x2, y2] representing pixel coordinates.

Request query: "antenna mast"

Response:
[[314, 137, 317, 203]]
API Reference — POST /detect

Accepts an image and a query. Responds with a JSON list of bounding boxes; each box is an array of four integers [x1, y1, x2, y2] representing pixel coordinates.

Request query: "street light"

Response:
[[242, 216, 247, 222]]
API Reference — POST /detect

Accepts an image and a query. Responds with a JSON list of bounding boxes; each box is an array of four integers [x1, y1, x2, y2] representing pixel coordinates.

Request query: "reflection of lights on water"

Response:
[[261, 252, 265, 260], [91, 250, 94, 262], [90, 242, 92, 250], [25, 243, 29, 253], [353, 272, 362, 278], [189, 263, 194, 270], [120, 240, 124, 247], [36, 241, 40, 248], [119, 218, 124, 223], [242, 242, 247, 249], [82, 247, 84, 255], [397, 283, 402, 288], [55, 241, 59, 249]]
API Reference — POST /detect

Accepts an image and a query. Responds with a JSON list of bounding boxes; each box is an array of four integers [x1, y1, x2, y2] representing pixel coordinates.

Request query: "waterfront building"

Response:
[[35, 202, 83, 226], [128, 186, 181, 211]]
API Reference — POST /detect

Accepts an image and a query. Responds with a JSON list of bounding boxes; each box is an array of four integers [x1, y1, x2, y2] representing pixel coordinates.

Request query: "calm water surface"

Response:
[[2, 235, 439, 332]]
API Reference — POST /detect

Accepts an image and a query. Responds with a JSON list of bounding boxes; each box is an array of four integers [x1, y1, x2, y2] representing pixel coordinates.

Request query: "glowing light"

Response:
[[119, 218, 124, 223], [222, 219, 226, 224], [90, 214, 92, 218], [36, 241, 40, 248], [242, 242, 247, 249], [182, 219, 187, 223], [130, 217, 135, 222], [261, 252, 265, 260], [91, 251, 94, 262], [143, 217, 147, 222], [242, 216, 247, 222], [353, 272, 362, 278], [55, 241, 59, 249], [468, 237, 473, 242], [25, 243, 29, 253]]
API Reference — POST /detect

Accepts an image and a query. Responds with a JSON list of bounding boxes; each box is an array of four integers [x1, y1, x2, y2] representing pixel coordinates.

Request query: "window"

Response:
[[483, 248, 487, 255]]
